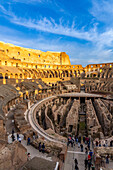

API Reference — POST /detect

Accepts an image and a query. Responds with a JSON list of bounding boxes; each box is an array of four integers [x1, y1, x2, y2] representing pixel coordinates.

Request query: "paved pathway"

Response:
[[64, 144, 86, 170], [6, 103, 53, 163], [21, 140, 52, 161], [8, 133, 52, 161]]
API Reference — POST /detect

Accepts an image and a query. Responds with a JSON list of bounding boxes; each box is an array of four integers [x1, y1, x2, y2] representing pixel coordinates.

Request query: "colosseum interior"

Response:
[[0, 41, 113, 170]]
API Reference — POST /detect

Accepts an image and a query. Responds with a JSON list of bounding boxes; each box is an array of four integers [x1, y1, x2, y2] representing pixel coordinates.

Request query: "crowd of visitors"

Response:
[[67, 135, 113, 169], [38, 142, 45, 153], [11, 128, 22, 143], [94, 139, 113, 147], [11, 128, 46, 154], [67, 135, 95, 170]]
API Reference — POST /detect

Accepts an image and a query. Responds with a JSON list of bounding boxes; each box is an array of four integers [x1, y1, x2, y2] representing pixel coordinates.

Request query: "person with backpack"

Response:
[[42, 143, 45, 153]]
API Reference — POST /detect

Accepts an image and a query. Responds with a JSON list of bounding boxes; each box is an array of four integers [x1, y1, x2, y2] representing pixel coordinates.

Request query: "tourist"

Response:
[[105, 140, 108, 147], [76, 137, 78, 144], [88, 141, 90, 150], [19, 137, 21, 143], [88, 137, 90, 146], [89, 150, 93, 162], [12, 128, 14, 135], [78, 142, 80, 148], [75, 164, 79, 170], [17, 133, 19, 141], [39, 142, 41, 152], [88, 160, 92, 170], [42, 143, 45, 153], [110, 140, 113, 147], [12, 134, 15, 142], [85, 137, 87, 144], [102, 140, 105, 147], [27, 137, 30, 145], [101, 156, 105, 167], [85, 147, 88, 159], [106, 154, 109, 164], [91, 140, 93, 149], [95, 141, 98, 147], [84, 158, 88, 170], [88, 153, 91, 162], [91, 163, 95, 170], [33, 132, 35, 140], [74, 158, 78, 166], [71, 140, 74, 147], [27, 153, 31, 161], [72, 136, 75, 146], [67, 136, 72, 146], [80, 143, 83, 152], [78, 136, 81, 144], [99, 141, 101, 147]]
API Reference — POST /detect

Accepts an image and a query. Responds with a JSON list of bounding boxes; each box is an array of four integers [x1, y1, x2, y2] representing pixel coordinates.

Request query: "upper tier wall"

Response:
[[0, 41, 71, 65]]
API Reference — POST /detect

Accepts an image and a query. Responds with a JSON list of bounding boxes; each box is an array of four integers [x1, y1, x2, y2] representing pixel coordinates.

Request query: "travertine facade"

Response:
[[0, 41, 113, 85]]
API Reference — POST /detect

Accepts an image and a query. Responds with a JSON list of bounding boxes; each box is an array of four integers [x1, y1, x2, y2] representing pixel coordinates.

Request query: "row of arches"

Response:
[[100, 68, 113, 79], [0, 69, 82, 79]]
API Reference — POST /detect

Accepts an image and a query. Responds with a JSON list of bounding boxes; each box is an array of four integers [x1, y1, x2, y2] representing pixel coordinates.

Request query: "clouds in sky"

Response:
[[90, 0, 113, 24], [0, 0, 113, 66]]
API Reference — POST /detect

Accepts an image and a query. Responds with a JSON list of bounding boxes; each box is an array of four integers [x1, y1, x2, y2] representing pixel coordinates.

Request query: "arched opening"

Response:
[[68, 125, 73, 132], [5, 73, 8, 79], [20, 74, 22, 79], [0, 73, 3, 79], [10, 74, 13, 78], [65, 70, 68, 77], [24, 73, 27, 79], [57, 114, 60, 124], [15, 74, 18, 79], [70, 70, 72, 77]]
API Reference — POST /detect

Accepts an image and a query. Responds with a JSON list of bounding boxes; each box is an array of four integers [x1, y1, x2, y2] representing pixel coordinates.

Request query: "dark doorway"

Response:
[[68, 125, 73, 132], [57, 114, 60, 124], [80, 97, 85, 104]]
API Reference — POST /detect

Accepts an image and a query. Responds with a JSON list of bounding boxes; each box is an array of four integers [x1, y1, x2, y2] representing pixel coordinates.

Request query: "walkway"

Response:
[[8, 133, 52, 161], [64, 144, 85, 170], [6, 105, 52, 162]]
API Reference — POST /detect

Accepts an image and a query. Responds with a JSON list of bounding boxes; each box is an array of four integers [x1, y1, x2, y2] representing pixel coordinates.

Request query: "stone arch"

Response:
[[70, 70, 73, 77], [74, 70, 77, 77], [62, 70, 65, 77], [39, 70, 44, 78], [5, 73, 8, 79], [42, 70, 48, 78], [24, 73, 27, 79], [23, 69, 31, 78], [49, 70, 54, 78], [65, 70, 68, 77], [80, 70, 85, 78], [104, 68, 111, 78], [28, 69, 34, 78], [19, 74, 23, 79], [49, 74, 52, 78], [32, 69, 39, 78], [108, 69, 113, 78], [100, 68, 106, 78], [15, 74, 18, 79], [54, 70, 58, 78], [10, 73, 14, 78]]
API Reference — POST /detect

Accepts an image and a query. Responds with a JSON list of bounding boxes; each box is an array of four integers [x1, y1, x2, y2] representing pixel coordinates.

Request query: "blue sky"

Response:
[[0, 0, 113, 66]]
